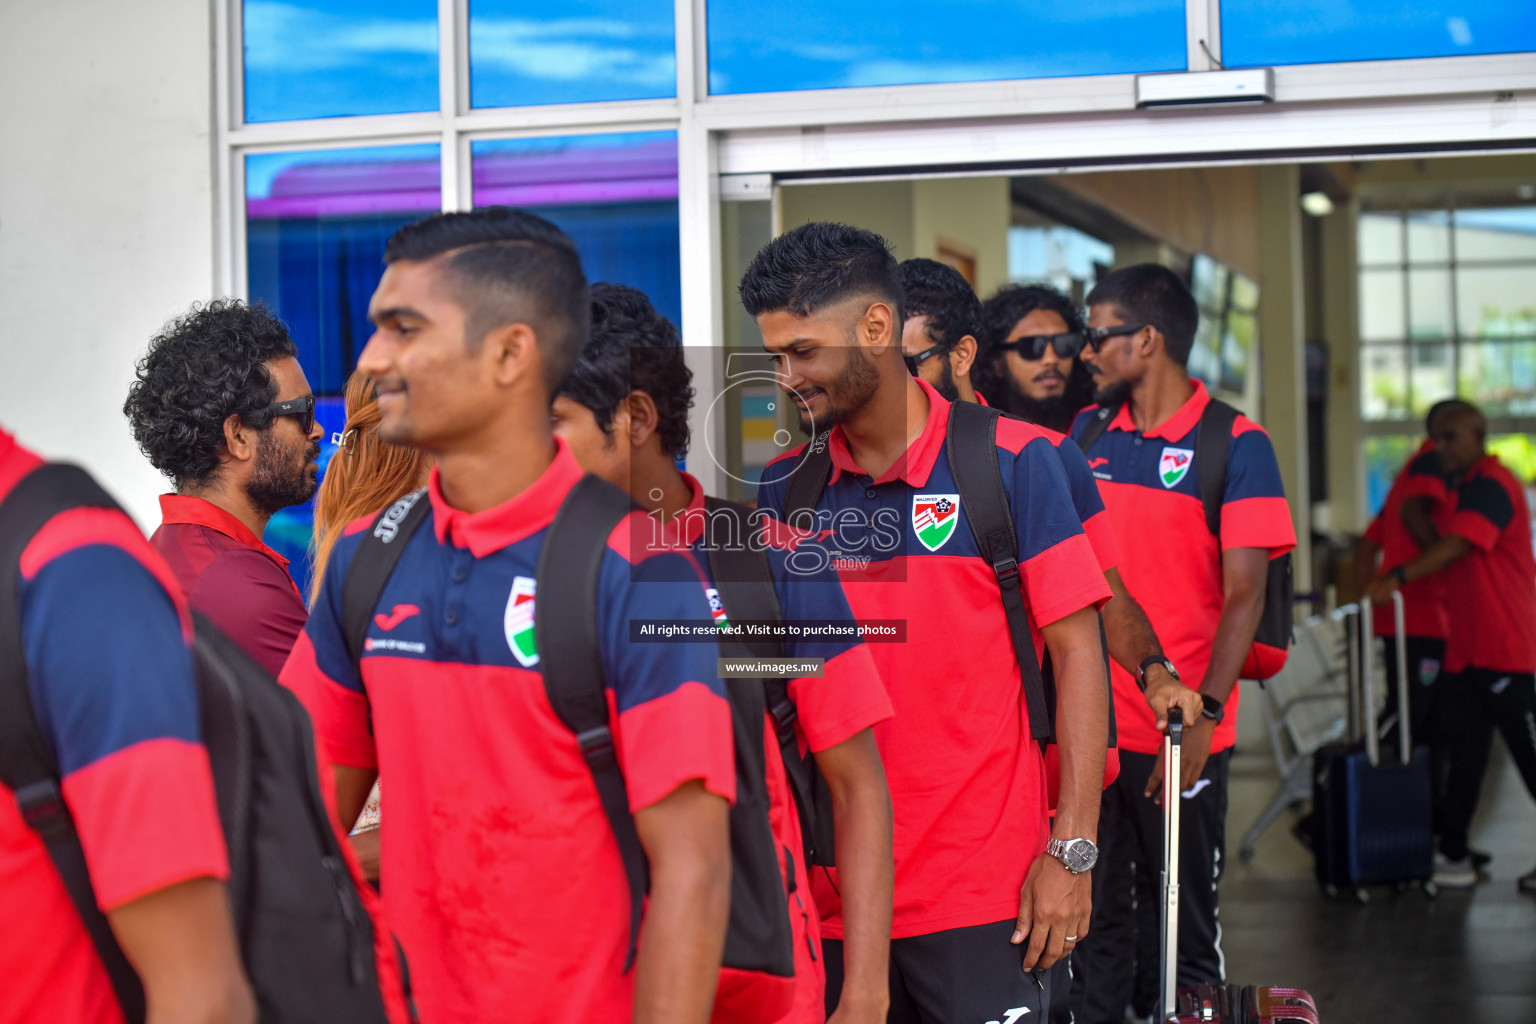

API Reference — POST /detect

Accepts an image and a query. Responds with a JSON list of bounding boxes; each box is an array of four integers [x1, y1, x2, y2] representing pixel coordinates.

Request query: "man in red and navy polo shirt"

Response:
[[744, 223, 1112, 1022], [1069, 264, 1296, 1021], [0, 426, 253, 1024], [124, 300, 324, 677], [1366, 401, 1536, 892], [281, 209, 736, 1024], [553, 282, 896, 1024]]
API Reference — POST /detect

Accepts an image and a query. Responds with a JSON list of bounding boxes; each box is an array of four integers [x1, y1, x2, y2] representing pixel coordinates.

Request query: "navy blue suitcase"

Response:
[[1311, 594, 1435, 899]]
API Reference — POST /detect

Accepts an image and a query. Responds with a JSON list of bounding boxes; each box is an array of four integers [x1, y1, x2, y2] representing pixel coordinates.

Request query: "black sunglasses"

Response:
[[996, 332, 1085, 361], [262, 394, 316, 434], [1081, 322, 1150, 354], [903, 346, 947, 376]]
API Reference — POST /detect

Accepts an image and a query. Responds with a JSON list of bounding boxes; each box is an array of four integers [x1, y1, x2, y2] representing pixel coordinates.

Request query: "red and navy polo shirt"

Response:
[[1442, 454, 1536, 675], [1050, 424, 1120, 573], [757, 377, 1110, 940], [280, 440, 735, 1024], [0, 428, 227, 1024], [151, 494, 308, 678], [1362, 440, 1451, 640], [1069, 381, 1296, 756], [668, 473, 892, 1024]]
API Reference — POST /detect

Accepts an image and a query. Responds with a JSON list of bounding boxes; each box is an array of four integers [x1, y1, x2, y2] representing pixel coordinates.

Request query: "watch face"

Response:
[[1064, 839, 1098, 873]]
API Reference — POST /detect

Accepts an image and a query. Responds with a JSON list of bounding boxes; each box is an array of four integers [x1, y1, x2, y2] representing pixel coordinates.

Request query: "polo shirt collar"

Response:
[[428, 438, 584, 557], [159, 494, 291, 570], [827, 376, 949, 488], [1108, 379, 1211, 441]]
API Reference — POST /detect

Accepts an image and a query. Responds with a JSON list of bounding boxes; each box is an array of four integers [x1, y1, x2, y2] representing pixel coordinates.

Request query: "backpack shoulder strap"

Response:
[[0, 464, 147, 1023], [533, 475, 647, 972], [1195, 399, 1238, 539], [945, 401, 1052, 743], [1074, 404, 1116, 455], [781, 433, 834, 533], [340, 488, 431, 672]]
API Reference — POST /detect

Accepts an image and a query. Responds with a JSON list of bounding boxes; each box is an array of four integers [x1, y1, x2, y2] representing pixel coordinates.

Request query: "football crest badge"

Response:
[[504, 576, 538, 667], [912, 494, 960, 552], [1159, 447, 1194, 488]]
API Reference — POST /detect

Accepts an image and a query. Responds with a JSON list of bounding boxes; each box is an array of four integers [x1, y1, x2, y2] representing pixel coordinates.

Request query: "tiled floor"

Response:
[[1221, 743, 1536, 1023]]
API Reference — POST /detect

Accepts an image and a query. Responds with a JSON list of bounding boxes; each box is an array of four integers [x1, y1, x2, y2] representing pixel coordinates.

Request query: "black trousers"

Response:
[[1070, 749, 1231, 1024], [1380, 637, 1451, 836], [1438, 667, 1536, 861], [823, 919, 1064, 1024]]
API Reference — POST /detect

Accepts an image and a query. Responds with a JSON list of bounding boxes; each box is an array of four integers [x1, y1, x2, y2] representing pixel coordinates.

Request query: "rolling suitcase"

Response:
[[1159, 710, 1322, 1024], [1310, 592, 1436, 901]]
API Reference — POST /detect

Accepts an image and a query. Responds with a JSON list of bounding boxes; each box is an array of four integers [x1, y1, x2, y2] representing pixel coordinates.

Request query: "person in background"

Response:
[[124, 300, 324, 677], [896, 258, 981, 404], [0, 424, 255, 1024], [308, 370, 435, 883], [1070, 264, 1296, 1023], [281, 208, 734, 1023], [1366, 400, 1536, 893], [978, 284, 1096, 434], [553, 282, 896, 1024]]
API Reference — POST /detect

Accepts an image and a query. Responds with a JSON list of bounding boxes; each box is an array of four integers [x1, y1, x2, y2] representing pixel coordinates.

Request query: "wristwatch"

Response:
[[1046, 837, 1099, 874], [1199, 693, 1225, 724], [1136, 655, 1179, 692]]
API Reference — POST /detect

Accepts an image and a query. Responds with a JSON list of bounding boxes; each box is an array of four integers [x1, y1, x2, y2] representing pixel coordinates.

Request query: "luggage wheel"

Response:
[[1423, 881, 1439, 899], [1353, 887, 1370, 904]]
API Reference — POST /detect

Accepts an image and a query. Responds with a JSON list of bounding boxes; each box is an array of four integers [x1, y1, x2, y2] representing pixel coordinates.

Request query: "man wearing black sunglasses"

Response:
[[124, 299, 324, 677], [977, 285, 1097, 435], [897, 258, 981, 404]]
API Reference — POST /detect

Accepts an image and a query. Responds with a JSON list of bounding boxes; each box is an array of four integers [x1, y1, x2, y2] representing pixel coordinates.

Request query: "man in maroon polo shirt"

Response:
[[124, 300, 324, 676]]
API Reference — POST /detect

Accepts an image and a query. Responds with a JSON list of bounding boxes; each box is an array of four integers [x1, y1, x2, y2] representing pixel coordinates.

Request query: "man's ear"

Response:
[[860, 301, 898, 353], [952, 335, 978, 377], [222, 414, 258, 465], [1141, 325, 1165, 360], [625, 390, 660, 450], [485, 321, 540, 388]]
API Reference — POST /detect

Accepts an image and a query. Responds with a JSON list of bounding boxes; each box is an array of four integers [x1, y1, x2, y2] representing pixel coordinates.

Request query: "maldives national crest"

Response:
[[504, 575, 539, 667], [912, 494, 960, 552], [1159, 446, 1194, 489]]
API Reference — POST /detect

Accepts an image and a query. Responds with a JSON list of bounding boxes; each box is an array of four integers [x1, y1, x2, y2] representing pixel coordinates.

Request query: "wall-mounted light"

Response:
[[1300, 191, 1335, 217]]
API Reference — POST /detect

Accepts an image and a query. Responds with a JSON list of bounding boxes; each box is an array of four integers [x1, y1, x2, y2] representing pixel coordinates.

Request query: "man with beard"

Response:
[[125, 299, 323, 676], [897, 258, 980, 404], [1068, 264, 1295, 1023], [745, 223, 1111, 1023], [978, 284, 1096, 434]]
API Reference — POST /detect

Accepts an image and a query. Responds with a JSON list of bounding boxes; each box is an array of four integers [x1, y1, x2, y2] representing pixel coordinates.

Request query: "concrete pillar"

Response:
[[1257, 165, 1313, 590], [1321, 201, 1364, 534]]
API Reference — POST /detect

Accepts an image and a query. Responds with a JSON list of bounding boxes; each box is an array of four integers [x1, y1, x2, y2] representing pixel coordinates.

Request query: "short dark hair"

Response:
[[898, 258, 981, 351], [979, 283, 1085, 353], [123, 299, 297, 488], [384, 207, 589, 389], [1086, 263, 1199, 366], [1425, 398, 1474, 434], [559, 283, 694, 458], [739, 222, 903, 327]]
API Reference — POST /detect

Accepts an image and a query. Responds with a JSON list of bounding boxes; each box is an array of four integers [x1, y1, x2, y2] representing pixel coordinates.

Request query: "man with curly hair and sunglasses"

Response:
[[124, 299, 325, 676], [977, 284, 1097, 435]]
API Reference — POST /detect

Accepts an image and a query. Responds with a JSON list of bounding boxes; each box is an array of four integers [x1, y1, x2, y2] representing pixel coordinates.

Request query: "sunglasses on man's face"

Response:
[[903, 345, 947, 376], [1081, 322, 1150, 355], [996, 332, 1085, 362], [263, 394, 316, 435]]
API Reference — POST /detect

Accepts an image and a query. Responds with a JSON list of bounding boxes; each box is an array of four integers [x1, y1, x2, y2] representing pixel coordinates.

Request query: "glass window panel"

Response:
[[468, 0, 675, 108], [1456, 265, 1536, 338], [1487, 433, 1536, 485], [243, 0, 438, 123], [1406, 211, 1450, 264], [1364, 435, 1416, 517], [1359, 268, 1405, 341], [1222, 0, 1536, 68], [1458, 340, 1517, 415], [1407, 267, 1452, 340], [1455, 208, 1536, 260], [1509, 341, 1536, 416], [1409, 342, 1454, 418], [1357, 213, 1402, 266], [471, 133, 680, 326], [706, 0, 1186, 95], [1361, 344, 1408, 421]]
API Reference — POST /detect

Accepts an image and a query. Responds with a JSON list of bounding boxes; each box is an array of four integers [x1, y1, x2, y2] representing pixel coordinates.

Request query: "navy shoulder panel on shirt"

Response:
[[1408, 450, 1445, 479], [1459, 473, 1515, 531]]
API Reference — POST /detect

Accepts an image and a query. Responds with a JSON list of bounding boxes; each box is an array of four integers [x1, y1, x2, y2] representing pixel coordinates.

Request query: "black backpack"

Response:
[[1075, 397, 1294, 677], [0, 464, 393, 1024], [339, 476, 799, 1013], [782, 399, 1115, 753]]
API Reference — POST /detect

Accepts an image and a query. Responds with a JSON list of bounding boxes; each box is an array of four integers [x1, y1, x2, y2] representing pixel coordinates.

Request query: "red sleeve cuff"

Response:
[[789, 646, 893, 754], [1083, 511, 1120, 573], [1450, 510, 1501, 552], [617, 681, 736, 811], [62, 739, 229, 911], [1022, 534, 1113, 626], [1220, 496, 1297, 557]]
